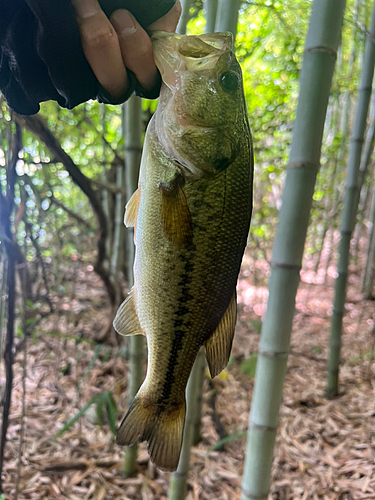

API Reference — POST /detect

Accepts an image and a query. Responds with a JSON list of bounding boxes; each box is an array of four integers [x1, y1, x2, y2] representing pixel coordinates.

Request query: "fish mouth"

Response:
[[152, 31, 233, 63], [152, 31, 233, 90]]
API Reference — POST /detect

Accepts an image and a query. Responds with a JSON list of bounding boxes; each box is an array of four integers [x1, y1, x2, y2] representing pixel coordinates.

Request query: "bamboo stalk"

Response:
[[14, 227, 28, 500], [318, 1, 362, 279], [215, 0, 240, 42], [314, 45, 343, 275], [188, 0, 217, 447], [326, 0, 375, 399], [177, 0, 193, 35], [339, 0, 361, 137], [358, 85, 375, 194], [167, 355, 202, 500], [362, 183, 375, 298], [101, 104, 113, 264], [192, 347, 206, 445], [110, 161, 126, 289], [352, 85, 375, 264], [122, 96, 145, 477], [240, 1, 345, 498], [0, 257, 7, 357], [204, 0, 218, 33]]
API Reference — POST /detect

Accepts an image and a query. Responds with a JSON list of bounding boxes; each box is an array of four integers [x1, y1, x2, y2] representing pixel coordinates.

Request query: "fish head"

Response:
[[152, 32, 247, 177]]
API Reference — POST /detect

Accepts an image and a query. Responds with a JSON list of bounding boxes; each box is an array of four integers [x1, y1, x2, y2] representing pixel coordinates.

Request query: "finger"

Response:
[[110, 10, 158, 91], [71, 0, 129, 98], [148, 1, 182, 32]]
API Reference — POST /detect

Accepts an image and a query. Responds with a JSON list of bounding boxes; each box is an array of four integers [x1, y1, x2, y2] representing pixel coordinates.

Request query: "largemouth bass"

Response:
[[114, 31, 253, 471]]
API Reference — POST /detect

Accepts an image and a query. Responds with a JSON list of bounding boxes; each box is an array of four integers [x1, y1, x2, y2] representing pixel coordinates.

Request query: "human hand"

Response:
[[71, 0, 181, 99]]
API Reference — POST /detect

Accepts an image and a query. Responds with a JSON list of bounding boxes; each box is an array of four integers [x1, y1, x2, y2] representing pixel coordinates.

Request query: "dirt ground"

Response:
[[2, 247, 375, 500]]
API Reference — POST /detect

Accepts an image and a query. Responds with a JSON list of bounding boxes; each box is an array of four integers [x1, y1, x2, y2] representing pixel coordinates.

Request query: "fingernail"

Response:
[[71, 0, 101, 19], [111, 10, 137, 37]]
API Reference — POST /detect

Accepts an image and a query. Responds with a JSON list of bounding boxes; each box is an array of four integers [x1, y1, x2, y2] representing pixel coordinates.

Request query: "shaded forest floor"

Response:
[[2, 248, 375, 500]]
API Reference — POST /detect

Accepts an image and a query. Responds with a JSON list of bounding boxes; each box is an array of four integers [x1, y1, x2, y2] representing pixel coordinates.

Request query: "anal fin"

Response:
[[113, 288, 144, 336], [204, 292, 237, 378]]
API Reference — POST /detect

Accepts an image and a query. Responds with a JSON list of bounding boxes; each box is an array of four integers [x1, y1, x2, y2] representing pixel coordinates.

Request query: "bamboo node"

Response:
[[327, 368, 340, 375], [270, 261, 301, 271], [258, 348, 289, 359], [286, 161, 318, 170], [304, 45, 337, 58], [336, 270, 349, 277], [332, 309, 344, 318], [358, 86, 372, 92], [249, 420, 277, 432]]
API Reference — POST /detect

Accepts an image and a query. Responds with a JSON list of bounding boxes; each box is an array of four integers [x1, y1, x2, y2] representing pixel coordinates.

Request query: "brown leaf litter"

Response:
[[1, 248, 374, 500]]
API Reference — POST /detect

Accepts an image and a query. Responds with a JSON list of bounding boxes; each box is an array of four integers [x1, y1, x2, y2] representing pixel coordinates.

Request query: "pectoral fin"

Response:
[[124, 187, 141, 228], [159, 174, 193, 248], [204, 292, 237, 378], [113, 288, 144, 336]]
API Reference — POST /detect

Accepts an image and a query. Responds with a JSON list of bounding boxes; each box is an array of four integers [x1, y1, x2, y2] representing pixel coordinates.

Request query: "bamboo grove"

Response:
[[0, 0, 375, 498]]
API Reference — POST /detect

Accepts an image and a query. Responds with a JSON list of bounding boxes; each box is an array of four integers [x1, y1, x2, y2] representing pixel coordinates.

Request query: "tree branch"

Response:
[[90, 177, 127, 195], [0, 121, 21, 492], [13, 113, 116, 305], [48, 195, 93, 230]]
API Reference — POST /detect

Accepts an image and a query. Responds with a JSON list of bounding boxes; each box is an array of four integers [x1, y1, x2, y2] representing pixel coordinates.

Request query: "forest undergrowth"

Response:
[[1, 243, 375, 500]]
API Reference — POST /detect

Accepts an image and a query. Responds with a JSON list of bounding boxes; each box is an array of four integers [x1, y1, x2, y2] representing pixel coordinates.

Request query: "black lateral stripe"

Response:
[[158, 248, 195, 405]]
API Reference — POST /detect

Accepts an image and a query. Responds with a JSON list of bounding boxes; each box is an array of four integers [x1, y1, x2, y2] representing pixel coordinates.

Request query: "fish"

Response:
[[113, 31, 253, 471]]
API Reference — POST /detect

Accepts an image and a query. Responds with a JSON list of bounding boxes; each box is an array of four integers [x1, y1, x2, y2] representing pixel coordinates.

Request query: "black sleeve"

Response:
[[0, 0, 176, 115]]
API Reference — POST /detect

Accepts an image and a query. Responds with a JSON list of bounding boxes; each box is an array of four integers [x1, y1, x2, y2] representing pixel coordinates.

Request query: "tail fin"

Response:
[[116, 394, 186, 471]]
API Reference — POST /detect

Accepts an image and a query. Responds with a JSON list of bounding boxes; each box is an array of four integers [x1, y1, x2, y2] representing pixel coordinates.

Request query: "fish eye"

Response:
[[219, 71, 239, 93]]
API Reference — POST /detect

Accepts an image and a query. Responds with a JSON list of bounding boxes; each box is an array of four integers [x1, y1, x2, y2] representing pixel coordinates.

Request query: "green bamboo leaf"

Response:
[[207, 431, 247, 454], [250, 319, 262, 334], [102, 346, 111, 363], [55, 394, 100, 438], [95, 394, 105, 427], [105, 391, 118, 436], [240, 354, 258, 378], [26, 317, 38, 325]]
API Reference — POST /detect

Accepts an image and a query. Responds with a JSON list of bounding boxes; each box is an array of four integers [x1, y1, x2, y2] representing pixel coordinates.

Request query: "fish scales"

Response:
[[113, 31, 253, 471]]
